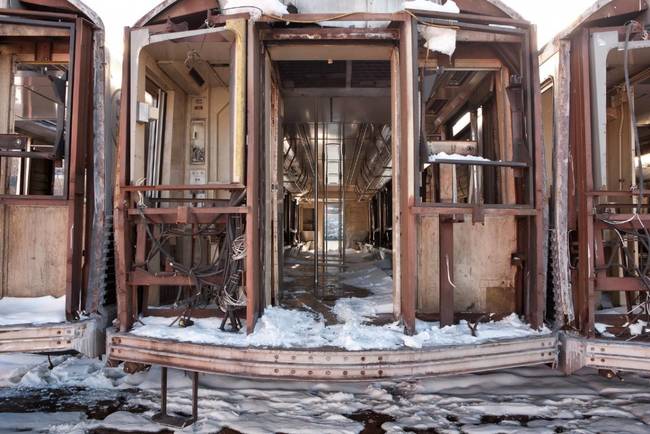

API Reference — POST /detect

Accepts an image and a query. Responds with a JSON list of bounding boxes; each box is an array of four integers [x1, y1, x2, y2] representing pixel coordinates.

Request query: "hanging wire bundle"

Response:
[[135, 199, 247, 330]]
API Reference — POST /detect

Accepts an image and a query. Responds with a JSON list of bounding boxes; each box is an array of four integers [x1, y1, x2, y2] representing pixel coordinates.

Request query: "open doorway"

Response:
[[273, 59, 395, 325]]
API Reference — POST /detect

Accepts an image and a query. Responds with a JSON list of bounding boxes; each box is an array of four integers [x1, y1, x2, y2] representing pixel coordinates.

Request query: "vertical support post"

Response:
[[191, 371, 199, 422], [571, 29, 595, 336], [245, 20, 260, 333], [160, 366, 168, 416], [66, 18, 93, 320], [439, 217, 454, 326], [115, 27, 133, 332], [528, 25, 547, 329], [398, 16, 419, 335]]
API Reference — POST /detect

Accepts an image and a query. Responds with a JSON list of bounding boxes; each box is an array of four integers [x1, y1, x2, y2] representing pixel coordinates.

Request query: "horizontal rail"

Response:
[[0, 319, 99, 356], [561, 333, 650, 374], [261, 28, 399, 41], [128, 206, 247, 224], [122, 183, 245, 192], [259, 12, 408, 23], [108, 333, 557, 381], [412, 204, 536, 216]]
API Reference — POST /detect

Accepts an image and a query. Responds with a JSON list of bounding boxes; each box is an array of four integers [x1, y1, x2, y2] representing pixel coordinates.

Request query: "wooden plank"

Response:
[[5, 206, 67, 296], [390, 47, 401, 319]]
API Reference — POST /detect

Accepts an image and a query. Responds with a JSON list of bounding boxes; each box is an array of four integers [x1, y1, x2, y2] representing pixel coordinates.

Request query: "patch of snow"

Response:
[[2, 357, 650, 434], [222, 0, 287, 20], [628, 320, 647, 336], [429, 151, 491, 163], [131, 308, 548, 351], [0, 295, 66, 326], [404, 0, 460, 13], [404, 1, 460, 57]]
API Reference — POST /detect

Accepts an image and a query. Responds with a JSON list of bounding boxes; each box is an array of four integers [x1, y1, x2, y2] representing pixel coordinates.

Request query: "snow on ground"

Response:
[[131, 249, 548, 351], [0, 295, 65, 326], [1, 354, 650, 433]]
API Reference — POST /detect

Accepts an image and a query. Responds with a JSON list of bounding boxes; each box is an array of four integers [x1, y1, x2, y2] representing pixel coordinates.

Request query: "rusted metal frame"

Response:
[[572, 29, 596, 337], [259, 28, 399, 41], [0, 134, 28, 150], [407, 9, 529, 28], [0, 7, 77, 21], [0, 15, 74, 202], [596, 276, 647, 292], [439, 216, 454, 326], [121, 183, 245, 192], [412, 205, 536, 216], [65, 18, 93, 321], [399, 17, 418, 335], [141, 307, 222, 318], [527, 25, 546, 329], [246, 21, 261, 333], [259, 13, 408, 23], [108, 332, 557, 380], [115, 27, 133, 332], [129, 270, 224, 287]]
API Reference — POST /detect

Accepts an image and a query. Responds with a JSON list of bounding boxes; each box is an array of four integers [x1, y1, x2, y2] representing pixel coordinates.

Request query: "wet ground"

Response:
[[281, 248, 394, 326]]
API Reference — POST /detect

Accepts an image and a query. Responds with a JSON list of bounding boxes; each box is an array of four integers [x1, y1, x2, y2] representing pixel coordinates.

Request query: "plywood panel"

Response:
[[454, 216, 517, 312], [417, 215, 439, 313], [416, 215, 517, 314], [345, 201, 369, 248], [5, 206, 68, 297]]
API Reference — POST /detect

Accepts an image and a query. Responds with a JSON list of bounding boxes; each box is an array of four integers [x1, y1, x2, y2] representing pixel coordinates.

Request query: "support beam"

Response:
[[439, 218, 454, 326]]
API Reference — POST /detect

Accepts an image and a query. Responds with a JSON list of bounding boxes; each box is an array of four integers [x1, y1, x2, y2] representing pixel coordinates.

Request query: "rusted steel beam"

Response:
[[65, 18, 93, 321], [407, 9, 529, 27], [107, 333, 557, 381], [144, 307, 222, 318], [128, 270, 224, 286], [121, 183, 245, 192], [411, 202, 537, 217], [439, 218, 454, 327], [529, 24, 546, 329], [0, 7, 77, 21], [114, 26, 133, 332], [259, 13, 408, 23], [398, 17, 418, 335], [246, 22, 261, 333], [260, 28, 399, 41], [571, 29, 596, 337], [595, 277, 648, 292], [0, 134, 28, 150], [127, 207, 246, 224]]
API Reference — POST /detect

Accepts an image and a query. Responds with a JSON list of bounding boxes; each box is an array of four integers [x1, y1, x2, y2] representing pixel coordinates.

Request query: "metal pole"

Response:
[[160, 367, 168, 416], [191, 371, 199, 422]]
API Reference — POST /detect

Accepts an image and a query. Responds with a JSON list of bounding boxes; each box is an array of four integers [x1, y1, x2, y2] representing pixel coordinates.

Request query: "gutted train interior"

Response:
[[275, 57, 394, 321]]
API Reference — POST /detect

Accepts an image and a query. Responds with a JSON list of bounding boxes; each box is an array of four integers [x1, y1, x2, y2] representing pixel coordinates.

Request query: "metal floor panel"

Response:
[[108, 332, 558, 381]]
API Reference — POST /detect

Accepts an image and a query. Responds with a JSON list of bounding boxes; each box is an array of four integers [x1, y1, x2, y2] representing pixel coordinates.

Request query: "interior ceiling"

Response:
[[278, 60, 392, 199], [424, 69, 494, 135], [607, 46, 650, 87]]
